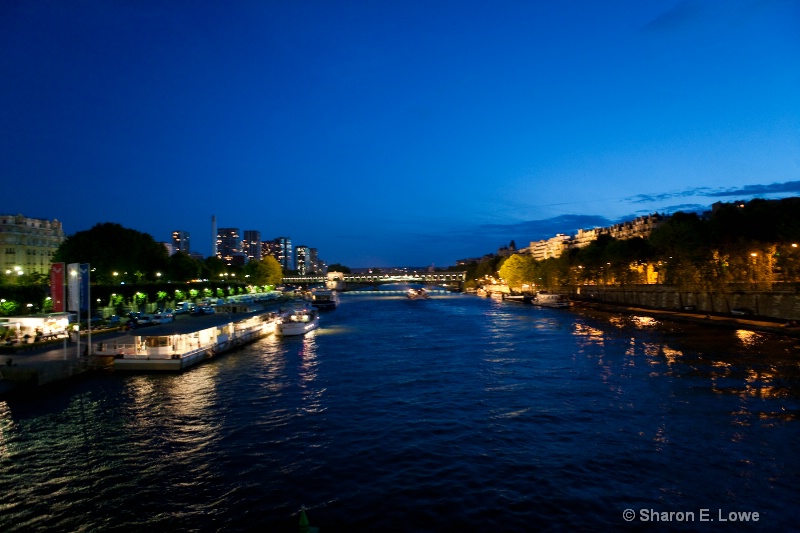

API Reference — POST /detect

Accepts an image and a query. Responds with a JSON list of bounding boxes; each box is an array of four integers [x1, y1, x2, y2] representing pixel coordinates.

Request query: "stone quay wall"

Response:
[[575, 285, 800, 321]]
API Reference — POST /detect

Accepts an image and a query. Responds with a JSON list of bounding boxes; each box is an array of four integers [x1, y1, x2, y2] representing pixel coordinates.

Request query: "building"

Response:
[[308, 247, 324, 273], [295, 245, 311, 275], [572, 214, 664, 249], [529, 234, 572, 261], [171, 230, 191, 254], [242, 230, 262, 262], [266, 237, 293, 271], [0, 214, 65, 277], [216, 227, 241, 265], [607, 214, 664, 241]]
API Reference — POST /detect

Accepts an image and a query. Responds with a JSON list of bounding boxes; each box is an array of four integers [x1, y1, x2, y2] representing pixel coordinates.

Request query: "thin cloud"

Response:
[[626, 180, 800, 204], [440, 214, 615, 245], [627, 188, 715, 204], [704, 180, 800, 197]]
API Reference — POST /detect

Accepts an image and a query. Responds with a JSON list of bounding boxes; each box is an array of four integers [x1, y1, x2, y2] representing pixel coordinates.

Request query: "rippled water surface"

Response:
[[1, 294, 799, 532]]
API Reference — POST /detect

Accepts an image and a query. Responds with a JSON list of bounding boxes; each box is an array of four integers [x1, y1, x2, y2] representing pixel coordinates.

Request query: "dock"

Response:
[[0, 303, 283, 398]]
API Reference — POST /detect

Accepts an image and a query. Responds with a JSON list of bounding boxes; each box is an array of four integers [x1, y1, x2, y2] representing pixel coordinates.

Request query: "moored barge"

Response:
[[94, 304, 278, 371]]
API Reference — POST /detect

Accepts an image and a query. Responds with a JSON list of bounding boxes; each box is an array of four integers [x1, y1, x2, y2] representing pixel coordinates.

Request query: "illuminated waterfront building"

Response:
[[0, 214, 65, 276]]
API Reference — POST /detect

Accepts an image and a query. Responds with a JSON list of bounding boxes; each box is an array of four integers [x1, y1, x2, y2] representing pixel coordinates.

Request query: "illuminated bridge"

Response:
[[282, 271, 467, 291]]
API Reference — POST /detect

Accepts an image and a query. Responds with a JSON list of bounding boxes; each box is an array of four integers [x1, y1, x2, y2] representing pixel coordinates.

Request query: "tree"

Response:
[[53, 222, 168, 283], [648, 212, 710, 289], [327, 263, 351, 274], [166, 251, 202, 282], [202, 256, 227, 279], [243, 257, 283, 286], [498, 254, 536, 290]]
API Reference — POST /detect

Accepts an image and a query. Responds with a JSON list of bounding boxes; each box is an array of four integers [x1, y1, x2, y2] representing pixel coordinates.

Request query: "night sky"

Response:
[[2, 1, 798, 267]]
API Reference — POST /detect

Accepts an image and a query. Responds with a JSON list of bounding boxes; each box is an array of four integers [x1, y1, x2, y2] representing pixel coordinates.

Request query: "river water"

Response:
[[1, 292, 798, 532]]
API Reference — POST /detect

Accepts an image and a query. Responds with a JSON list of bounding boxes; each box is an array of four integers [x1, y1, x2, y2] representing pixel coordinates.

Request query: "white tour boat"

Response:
[[276, 303, 320, 336]]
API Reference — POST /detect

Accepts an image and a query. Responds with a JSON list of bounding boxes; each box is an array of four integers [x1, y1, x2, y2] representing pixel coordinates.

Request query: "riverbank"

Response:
[[572, 298, 800, 339], [0, 300, 289, 399]]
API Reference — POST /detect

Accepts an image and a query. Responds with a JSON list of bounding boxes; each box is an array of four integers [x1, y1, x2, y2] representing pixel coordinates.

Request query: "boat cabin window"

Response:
[[145, 336, 172, 348]]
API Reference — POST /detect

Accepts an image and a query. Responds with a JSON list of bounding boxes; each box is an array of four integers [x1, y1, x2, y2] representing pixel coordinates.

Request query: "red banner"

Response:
[[50, 262, 65, 313]]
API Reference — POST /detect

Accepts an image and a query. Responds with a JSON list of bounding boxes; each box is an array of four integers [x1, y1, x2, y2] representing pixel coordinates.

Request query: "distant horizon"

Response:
[[12, 195, 797, 271]]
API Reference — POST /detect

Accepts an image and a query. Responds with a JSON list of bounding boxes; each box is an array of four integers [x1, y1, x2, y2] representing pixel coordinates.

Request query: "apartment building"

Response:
[[0, 214, 65, 276]]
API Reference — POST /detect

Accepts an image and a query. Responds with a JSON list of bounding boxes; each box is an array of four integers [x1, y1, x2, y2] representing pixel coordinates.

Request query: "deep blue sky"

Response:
[[2, 1, 798, 267]]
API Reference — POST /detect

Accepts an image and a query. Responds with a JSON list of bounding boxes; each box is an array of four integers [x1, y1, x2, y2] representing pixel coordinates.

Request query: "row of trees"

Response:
[[0, 222, 286, 316], [464, 198, 800, 294], [45, 222, 285, 285]]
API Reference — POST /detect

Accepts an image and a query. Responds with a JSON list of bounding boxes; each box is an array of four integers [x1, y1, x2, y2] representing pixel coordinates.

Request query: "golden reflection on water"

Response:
[[661, 346, 683, 366], [735, 329, 764, 348], [0, 401, 13, 458], [126, 376, 156, 404], [632, 316, 659, 328], [572, 322, 606, 345], [124, 365, 220, 439], [167, 367, 219, 417]]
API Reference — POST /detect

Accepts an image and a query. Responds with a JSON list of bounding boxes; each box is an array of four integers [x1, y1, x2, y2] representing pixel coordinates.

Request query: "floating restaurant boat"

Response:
[[532, 292, 572, 308], [310, 289, 340, 310], [94, 305, 278, 371], [276, 303, 319, 336]]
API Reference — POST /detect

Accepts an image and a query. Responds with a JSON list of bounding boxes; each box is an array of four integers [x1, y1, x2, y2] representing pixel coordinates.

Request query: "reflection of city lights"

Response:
[[632, 316, 658, 328], [735, 330, 762, 347], [662, 346, 683, 365], [572, 323, 606, 343], [0, 401, 15, 458]]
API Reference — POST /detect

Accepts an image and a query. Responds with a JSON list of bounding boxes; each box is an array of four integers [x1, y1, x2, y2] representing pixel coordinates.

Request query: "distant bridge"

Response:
[[282, 271, 467, 290]]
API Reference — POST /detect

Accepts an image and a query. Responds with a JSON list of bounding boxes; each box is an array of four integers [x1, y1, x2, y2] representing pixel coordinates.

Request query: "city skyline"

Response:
[[2, 1, 798, 267]]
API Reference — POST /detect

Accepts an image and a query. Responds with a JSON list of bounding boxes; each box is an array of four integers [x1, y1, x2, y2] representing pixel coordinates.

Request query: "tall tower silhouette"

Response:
[[211, 215, 217, 257]]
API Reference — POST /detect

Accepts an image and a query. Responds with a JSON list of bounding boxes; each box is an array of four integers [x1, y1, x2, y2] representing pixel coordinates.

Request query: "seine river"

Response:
[[1, 292, 798, 532]]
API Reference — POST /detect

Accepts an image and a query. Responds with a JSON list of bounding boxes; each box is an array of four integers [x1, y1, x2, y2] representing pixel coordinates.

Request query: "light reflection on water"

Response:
[[0, 401, 13, 458], [0, 295, 798, 531]]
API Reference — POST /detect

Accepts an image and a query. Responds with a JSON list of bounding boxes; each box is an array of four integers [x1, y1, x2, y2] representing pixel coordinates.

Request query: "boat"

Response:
[[310, 289, 340, 310], [94, 309, 279, 371], [504, 293, 530, 303], [276, 303, 320, 336], [407, 288, 429, 300], [532, 291, 572, 308]]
